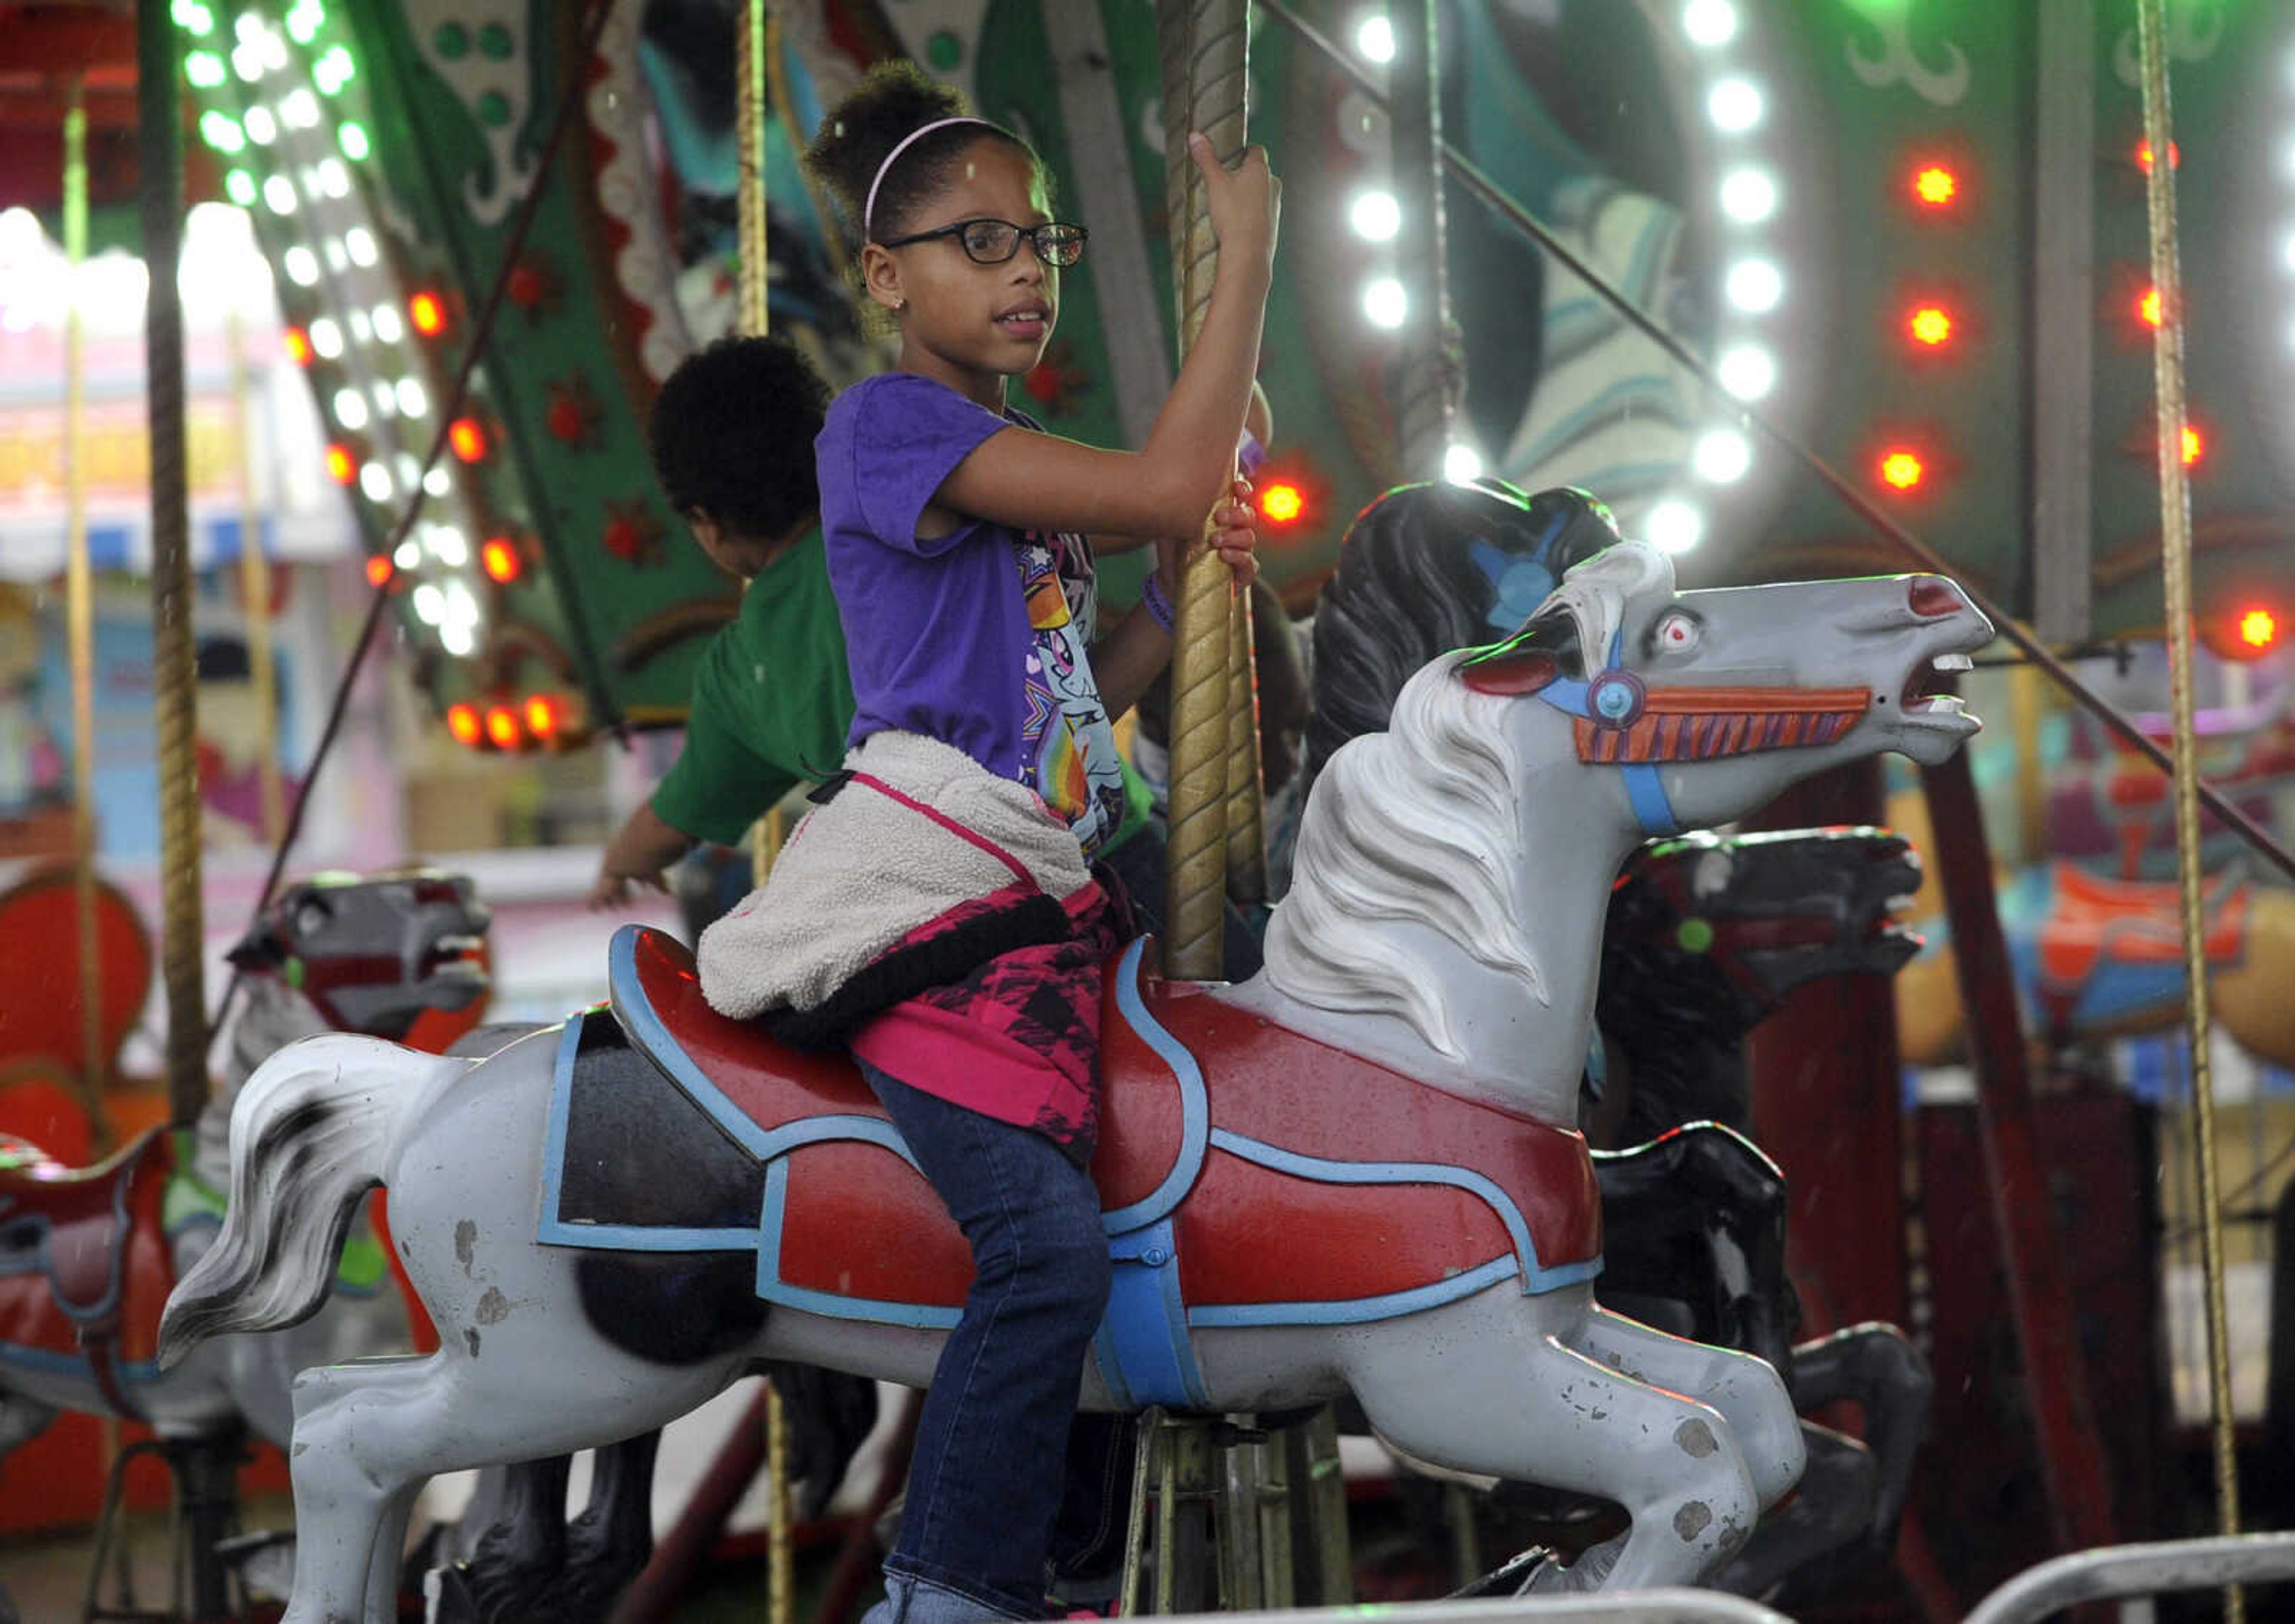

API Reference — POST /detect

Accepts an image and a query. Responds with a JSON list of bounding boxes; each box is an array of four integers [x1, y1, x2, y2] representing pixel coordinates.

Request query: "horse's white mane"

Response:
[[1546, 539, 1672, 666], [1263, 652, 1540, 1059]]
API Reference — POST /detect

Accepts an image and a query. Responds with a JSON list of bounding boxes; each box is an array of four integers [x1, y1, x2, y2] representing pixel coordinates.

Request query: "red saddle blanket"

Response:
[[0, 1128, 173, 1369], [611, 929, 1601, 1319]]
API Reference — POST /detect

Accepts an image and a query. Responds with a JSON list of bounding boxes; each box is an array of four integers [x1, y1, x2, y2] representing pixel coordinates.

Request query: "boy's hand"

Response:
[[1189, 133, 1280, 271], [588, 865, 669, 912]]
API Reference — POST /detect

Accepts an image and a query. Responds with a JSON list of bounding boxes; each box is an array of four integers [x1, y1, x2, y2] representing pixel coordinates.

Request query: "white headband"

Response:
[[864, 116, 994, 240]]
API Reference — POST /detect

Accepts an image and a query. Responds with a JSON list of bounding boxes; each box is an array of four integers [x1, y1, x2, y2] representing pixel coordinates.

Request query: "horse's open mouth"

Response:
[[1899, 651, 1974, 720]]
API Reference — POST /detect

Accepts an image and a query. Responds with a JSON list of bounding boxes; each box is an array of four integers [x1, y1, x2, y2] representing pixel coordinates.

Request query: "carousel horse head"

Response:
[[227, 870, 492, 1052], [1268, 539, 1989, 1069], [1306, 481, 1624, 787]]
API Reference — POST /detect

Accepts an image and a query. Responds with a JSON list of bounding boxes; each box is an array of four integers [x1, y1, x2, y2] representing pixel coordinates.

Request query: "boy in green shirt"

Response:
[[589, 337, 850, 907]]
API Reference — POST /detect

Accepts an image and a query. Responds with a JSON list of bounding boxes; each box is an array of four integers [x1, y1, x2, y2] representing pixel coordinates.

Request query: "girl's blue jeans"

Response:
[[859, 1060, 1114, 1622]]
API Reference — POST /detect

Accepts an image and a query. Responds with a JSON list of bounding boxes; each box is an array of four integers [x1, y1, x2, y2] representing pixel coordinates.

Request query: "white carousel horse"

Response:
[[161, 541, 1992, 1622]]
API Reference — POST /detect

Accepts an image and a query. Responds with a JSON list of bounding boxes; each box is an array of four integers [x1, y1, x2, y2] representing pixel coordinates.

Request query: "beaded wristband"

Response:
[[1141, 570, 1177, 633]]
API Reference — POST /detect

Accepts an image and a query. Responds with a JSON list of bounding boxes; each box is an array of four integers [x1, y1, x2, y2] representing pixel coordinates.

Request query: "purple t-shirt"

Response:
[[815, 371, 1127, 852]]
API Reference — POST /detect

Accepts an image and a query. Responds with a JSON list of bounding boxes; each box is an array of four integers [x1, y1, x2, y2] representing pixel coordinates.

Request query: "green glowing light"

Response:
[[198, 110, 245, 152], [224, 167, 258, 207], [315, 44, 355, 93], [185, 50, 227, 87], [338, 121, 370, 160], [172, 0, 216, 36]]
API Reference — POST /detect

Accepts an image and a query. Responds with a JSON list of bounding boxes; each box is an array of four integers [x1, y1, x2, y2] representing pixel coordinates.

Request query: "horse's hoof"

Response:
[[1446, 1546, 1554, 1598]]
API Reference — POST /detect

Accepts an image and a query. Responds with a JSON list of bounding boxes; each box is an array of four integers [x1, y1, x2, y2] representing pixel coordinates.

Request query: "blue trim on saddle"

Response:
[[1205, 1129, 1601, 1298], [1092, 1217, 1209, 1409], [0, 1145, 143, 1327], [0, 1342, 161, 1384], [1186, 1255, 1522, 1328], [758, 1161, 960, 1329], [1101, 939, 1208, 1235], [1534, 627, 1680, 836]]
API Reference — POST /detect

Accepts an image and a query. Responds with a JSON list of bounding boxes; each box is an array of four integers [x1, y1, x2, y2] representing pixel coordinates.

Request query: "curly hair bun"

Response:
[[648, 337, 831, 541], [803, 60, 1036, 243]]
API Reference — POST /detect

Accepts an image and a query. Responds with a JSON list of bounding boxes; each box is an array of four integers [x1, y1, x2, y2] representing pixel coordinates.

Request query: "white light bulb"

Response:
[[412, 583, 446, 625], [371, 381, 395, 417], [283, 246, 319, 286], [1715, 343, 1776, 400], [396, 379, 427, 417], [1682, 0, 1738, 47], [1645, 500, 1704, 554], [1718, 167, 1778, 224], [372, 304, 404, 344], [244, 105, 277, 145], [308, 316, 343, 357], [345, 227, 378, 267], [1725, 258, 1783, 313], [429, 526, 469, 567], [1355, 13, 1396, 65], [1707, 78, 1764, 134], [282, 88, 320, 129], [440, 621, 476, 657], [1443, 443, 1484, 484], [360, 463, 393, 501], [393, 539, 421, 569], [424, 466, 451, 497], [317, 158, 351, 198], [1362, 276, 1408, 329], [1350, 190, 1401, 241], [262, 174, 296, 215], [332, 387, 368, 429], [1692, 428, 1751, 484], [347, 308, 371, 342], [444, 581, 479, 628]]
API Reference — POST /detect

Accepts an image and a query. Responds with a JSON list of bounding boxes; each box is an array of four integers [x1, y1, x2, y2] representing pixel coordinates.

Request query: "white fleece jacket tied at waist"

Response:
[[696, 730, 1096, 1021]]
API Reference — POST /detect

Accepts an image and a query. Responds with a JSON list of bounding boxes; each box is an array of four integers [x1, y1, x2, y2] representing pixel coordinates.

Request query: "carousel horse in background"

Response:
[[0, 870, 491, 1614], [1310, 481, 1933, 1602], [162, 530, 1991, 1620]]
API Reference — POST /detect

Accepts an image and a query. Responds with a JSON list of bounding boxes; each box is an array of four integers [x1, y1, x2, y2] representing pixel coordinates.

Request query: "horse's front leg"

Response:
[[1574, 1306, 1804, 1512], [1337, 1289, 1761, 1590]]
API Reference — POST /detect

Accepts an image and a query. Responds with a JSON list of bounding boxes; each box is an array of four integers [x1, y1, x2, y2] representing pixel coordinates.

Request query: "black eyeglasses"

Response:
[[877, 218, 1088, 268]]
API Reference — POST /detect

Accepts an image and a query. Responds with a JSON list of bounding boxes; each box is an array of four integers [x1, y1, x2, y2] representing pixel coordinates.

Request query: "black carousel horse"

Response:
[[1307, 481, 1930, 1605]]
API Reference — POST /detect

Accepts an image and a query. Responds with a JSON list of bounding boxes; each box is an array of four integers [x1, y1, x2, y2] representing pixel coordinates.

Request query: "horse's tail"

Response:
[[159, 1033, 457, 1369]]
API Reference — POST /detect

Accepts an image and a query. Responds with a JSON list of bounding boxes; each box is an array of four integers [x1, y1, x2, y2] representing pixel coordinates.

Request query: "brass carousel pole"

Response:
[[736, 6, 793, 1619], [141, 0, 207, 1132], [1156, 0, 1250, 978], [62, 74, 115, 1152], [2135, 5, 2242, 1616]]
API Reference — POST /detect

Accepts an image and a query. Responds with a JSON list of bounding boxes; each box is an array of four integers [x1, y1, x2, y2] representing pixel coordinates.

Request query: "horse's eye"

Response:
[[1654, 611, 1700, 653]]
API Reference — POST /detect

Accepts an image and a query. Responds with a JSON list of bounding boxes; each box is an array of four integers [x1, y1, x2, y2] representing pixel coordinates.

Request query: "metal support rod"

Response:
[[1920, 750, 2117, 1557], [230, 308, 285, 846], [62, 72, 114, 1151], [1157, 0, 1249, 979], [210, 0, 627, 1047], [140, 0, 207, 1130], [1962, 1534, 2295, 1624], [1256, 0, 2295, 891], [2134, 7, 2242, 1614]]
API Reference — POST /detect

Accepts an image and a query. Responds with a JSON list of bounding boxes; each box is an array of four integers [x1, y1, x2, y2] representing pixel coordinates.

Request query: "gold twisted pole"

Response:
[[737, 11, 793, 1621], [2135, 7, 2241, 1617], [1158, 0, 1250, 977], [140, 0, 207, 1129], [63, 75, 113, 1152]]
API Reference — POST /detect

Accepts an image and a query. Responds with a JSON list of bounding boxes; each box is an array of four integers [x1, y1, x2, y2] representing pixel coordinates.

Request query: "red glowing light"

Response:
[[2136, 139, 2179, 175], [448, 417, 488, 462], [2182, 425, 2204, 466], [446, 703, 482, 745], [1879, 449, 1926, 491], [1260, 482, 1305, 524], [1911, 165, 1958, 207], [284, 326, 313, 365], [484, 707, 522, 750], [409, 290, 448, 337], [481, 537, 522, 583], [2140, 288, 2163, 328], [2239, 607, 2278, 651], [1908, 305, 1953, 347], [325, 443, 357, 484], [364, 553, 393, 588], [524, 695, 559, 741]]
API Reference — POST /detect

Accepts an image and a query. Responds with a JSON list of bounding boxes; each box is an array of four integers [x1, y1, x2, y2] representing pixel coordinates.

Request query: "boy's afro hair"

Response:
[[647, 336, 831, 541]]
